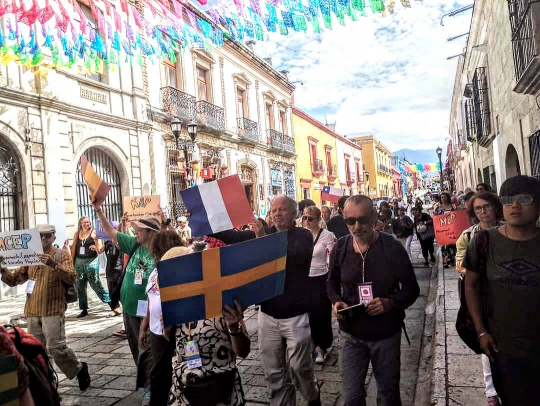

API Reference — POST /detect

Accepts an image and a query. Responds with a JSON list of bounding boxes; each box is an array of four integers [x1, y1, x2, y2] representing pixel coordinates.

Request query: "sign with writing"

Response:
[[201, 168, 214, 179], [80, 87, 108, 104], [95, 220, 120, 241], [271, 170, 282, 187], [434, 210, 470, 246], [123, 195, 161, 222], [0, 228, 43, 267]]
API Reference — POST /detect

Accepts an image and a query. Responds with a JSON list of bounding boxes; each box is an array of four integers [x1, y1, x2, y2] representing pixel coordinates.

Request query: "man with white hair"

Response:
[[176, 216, 191, 241], [209, 195, 321, 406]]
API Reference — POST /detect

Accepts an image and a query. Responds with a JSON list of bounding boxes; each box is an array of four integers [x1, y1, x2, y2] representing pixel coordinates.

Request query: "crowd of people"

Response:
[[0, 174, 538, 406]]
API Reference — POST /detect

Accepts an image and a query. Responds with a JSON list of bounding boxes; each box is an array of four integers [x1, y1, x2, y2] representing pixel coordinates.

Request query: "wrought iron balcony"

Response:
[[328, 164, 338, 179], [237, 117, 259, 143], [472, 67, 492, 147], [161, 87, 196, 122], [312, 159, 324, 176], [509, 0, 540, 94], [196, 100, 225, 132], [267, 129, 283, 151], [378, 164, 392, 175], [282, 135, 295, 155], [357, 173, 364, 183], [346, 171, 356, 183]]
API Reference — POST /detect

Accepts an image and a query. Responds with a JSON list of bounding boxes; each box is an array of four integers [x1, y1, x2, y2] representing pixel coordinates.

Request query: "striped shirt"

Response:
[[1, 249, 76, 317]]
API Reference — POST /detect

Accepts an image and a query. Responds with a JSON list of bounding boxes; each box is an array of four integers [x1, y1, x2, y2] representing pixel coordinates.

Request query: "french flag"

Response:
[[180, 175, 255, 237], [321, 185, 344, 203]]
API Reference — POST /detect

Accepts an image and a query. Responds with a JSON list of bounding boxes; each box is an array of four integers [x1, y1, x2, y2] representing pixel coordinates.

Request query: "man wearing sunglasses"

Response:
[[327, 195, 419, 406], [0, 224, 91, 391], [463, 175, 540, 406]]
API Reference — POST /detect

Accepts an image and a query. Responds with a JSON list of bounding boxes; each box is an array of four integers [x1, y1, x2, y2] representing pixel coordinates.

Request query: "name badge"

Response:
[[358, 283, 373, 305], [26, 280, 36, 295], [79, 247, 85, 255], [136, 299, 148, 317], [185, 340, 203, 369], [135, 271, 143, 285]]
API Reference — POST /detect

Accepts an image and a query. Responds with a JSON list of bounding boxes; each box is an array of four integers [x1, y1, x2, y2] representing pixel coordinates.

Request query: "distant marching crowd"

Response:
[[1, 174, 539, 406]]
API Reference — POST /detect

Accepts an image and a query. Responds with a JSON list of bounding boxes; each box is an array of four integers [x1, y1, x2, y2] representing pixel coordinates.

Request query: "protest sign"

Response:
[[180, 175, 255, 237], [81, 155, 110, 207], [434, 210, 470, 246], [0, 228, 43, 267], [95, 220, 120, 241], [123, 195, 161, 222]]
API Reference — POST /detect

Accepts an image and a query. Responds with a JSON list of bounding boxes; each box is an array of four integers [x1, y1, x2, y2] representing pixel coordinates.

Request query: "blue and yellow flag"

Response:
[[158, 232, 288, 326]]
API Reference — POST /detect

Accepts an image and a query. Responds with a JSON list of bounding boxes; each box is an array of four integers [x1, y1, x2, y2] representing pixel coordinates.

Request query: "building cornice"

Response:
[[292, 107, 362, 151]]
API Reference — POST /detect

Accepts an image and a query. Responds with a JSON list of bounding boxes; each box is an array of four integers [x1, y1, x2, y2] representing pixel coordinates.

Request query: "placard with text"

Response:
[[0, 228, 44, 267], [123, 195, 161, 222]]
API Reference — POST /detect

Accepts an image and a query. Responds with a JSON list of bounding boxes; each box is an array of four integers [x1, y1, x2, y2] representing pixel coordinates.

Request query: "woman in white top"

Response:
[[302, 206, 336, 364], [139, 231, 190, 406]]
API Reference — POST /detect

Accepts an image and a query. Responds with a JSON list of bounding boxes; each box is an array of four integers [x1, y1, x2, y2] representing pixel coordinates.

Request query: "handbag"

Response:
[[419, 224, 435, 240], [455, 230, 489, 354], [183, 369, 236, 406]]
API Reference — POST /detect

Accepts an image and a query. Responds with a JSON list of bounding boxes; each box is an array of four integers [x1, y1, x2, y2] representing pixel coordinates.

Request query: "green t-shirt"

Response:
[[462, 227, 540, 360], [117, 232, 155, 318]]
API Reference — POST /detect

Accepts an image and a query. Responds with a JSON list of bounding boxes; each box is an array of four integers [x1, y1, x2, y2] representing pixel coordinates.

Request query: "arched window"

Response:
[[0, 144, 21, 231], [76, 147, 123, 222]]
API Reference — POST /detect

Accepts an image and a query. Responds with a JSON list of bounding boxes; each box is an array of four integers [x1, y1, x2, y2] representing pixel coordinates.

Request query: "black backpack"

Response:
[[5, 325, 61, 406], [455, 230, 490, 354]]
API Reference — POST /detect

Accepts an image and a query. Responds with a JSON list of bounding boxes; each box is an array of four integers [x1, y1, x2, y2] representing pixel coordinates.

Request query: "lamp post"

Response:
[[365, 171, 370, 196], [436, 146, 444, 192], [171, 119, 199, 187]]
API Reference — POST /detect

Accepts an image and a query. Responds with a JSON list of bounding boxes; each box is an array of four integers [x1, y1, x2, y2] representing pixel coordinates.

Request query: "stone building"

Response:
[[448, 0, 540, 192]]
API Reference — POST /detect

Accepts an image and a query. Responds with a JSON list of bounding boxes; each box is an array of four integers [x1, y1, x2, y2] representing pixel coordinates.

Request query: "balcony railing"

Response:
[[509, 0, 540, 94], [312, 159, 324, 175], [328, 164, 337, 178], [237, 117, 259, 143], [267, 129, 283, 151], [377, 164, 392, 175], [472, 67, 492, 147], [356, 173, 364, 183], [346, 172, 356, 183], [282, 135, 295, 155], [197, 100, 225, 132], [161, 87, 196, 122]]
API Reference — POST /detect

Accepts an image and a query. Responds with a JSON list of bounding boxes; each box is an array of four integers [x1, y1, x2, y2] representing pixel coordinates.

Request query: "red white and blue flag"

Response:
[[180, 175, 255, 237], [321, 186, 344, 203]]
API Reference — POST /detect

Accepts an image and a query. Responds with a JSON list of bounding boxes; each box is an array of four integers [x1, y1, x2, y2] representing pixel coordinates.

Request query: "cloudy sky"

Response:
[[252, 0, 472, 153]]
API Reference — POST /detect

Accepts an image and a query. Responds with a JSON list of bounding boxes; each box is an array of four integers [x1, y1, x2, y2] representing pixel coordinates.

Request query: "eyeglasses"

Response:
[[500, 194, 535, 206], [473, 204, 493, 213], [40, 233, 53, 239], [344, 216, 372, 226], [302, 215, 317, 222]]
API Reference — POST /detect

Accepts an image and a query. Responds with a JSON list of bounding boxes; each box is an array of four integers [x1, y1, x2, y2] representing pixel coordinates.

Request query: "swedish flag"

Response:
[[0, 354, 19, 406], [158, 232, 288, 326]]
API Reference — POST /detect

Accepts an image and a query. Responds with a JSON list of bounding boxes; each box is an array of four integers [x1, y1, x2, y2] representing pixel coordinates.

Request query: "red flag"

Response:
[[173, 0, 183, 19], [114, 8, 122, 32], [88, 0, 97, 19], [56, 0, 71, 32], [37, 0, 56, 24], [120, 0, 128, 14], [147, 0, 156, 18], [6, 0, 17, 14], [102, 0, 111, 16], [97, 8, 105, 33], [131, 4, 142, 28]]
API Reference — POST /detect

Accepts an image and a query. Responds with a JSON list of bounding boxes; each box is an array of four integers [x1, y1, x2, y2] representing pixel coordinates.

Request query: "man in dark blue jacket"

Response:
[[328, 195, 419, 406]]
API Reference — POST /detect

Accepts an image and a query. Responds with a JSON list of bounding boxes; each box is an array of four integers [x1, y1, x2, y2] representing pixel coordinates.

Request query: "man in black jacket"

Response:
[[326, 195, 350, 239], [212, 195, 320, 406], [328, 195, 419, 406]]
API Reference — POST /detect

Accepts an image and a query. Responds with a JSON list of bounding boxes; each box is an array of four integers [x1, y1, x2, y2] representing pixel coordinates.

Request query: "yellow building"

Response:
[[292, 108, 341, 206], [352, 135, 394, 198]]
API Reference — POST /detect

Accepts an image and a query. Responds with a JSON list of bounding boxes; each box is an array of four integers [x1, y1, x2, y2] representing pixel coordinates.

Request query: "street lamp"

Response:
[[171, 119, 182, 148], [187, 120, 198, 143], [171, 119, 199, 187], [365, 171, 370, 195], [436, 146, 444, 191]]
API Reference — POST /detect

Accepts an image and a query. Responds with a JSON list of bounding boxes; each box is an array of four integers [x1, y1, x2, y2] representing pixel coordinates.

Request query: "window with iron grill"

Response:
[[529, 130, 540, 179], [472, 67, 492, 146], [508, 0, 537, 82], [464, 99, 476, 142], [167, 147, 188, 220], [0, 145, 22, 232]]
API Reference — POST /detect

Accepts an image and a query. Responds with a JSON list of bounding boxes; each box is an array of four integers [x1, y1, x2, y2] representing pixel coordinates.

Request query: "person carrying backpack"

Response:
[[0, 224, 91, 392], [327, 195, 420, 406]]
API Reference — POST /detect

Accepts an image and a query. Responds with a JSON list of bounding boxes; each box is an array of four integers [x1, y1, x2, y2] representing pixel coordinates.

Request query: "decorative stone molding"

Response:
[[255, 80, 262, 137], [232, 73, 252, 86], [219, 57, 227, 128]]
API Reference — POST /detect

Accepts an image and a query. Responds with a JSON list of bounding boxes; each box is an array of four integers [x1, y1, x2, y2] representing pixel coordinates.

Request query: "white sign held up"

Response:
[[0, 228, 43, 267]]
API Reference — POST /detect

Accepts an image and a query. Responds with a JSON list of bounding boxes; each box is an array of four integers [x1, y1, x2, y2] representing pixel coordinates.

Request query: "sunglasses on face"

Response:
[[40, 233, 53, 239], [344, 216, 372, 226], [500, 194, 535, 206], [302, 215, 317, 222], [473, 204, 493, 213]]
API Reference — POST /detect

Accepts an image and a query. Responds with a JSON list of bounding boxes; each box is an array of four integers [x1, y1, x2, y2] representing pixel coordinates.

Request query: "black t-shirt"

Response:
[[75, 233, 98, 259], [462, 227, 540, 360], [397, 216, 414, 238], [326, 214, 349, 239]]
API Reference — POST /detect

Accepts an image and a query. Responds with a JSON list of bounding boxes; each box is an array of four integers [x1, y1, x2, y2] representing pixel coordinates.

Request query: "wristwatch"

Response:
[[228, 322, 241, 335], [51, 262, 59, 271]]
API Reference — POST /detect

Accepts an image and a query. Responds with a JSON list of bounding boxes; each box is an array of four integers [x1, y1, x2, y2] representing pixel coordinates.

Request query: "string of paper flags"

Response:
[[400, 162, 441, 173], [0, 0, 418, 75]]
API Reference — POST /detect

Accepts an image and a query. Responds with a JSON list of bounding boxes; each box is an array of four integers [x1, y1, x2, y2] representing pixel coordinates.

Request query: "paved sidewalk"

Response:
[[1, 242, 435, 405], [431, 266, 488, 406]]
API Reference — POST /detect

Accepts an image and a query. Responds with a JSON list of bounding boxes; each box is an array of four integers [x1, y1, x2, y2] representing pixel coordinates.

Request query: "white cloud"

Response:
[[254, 0, 472, 151]]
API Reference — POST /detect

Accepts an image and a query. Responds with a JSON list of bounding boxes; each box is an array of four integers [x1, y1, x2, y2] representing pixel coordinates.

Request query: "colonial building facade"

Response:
[[448, 0, 540, 192], [352, 135, 393, 198]]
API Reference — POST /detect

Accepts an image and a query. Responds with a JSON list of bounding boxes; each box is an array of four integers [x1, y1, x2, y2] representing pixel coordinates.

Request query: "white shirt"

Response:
[[309, 229, 336, 277], [145, 268, 164, 335]]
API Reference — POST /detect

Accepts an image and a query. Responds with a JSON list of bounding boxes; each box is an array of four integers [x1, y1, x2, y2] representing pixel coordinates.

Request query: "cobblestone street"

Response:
[[0, 242, 436, 405]]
